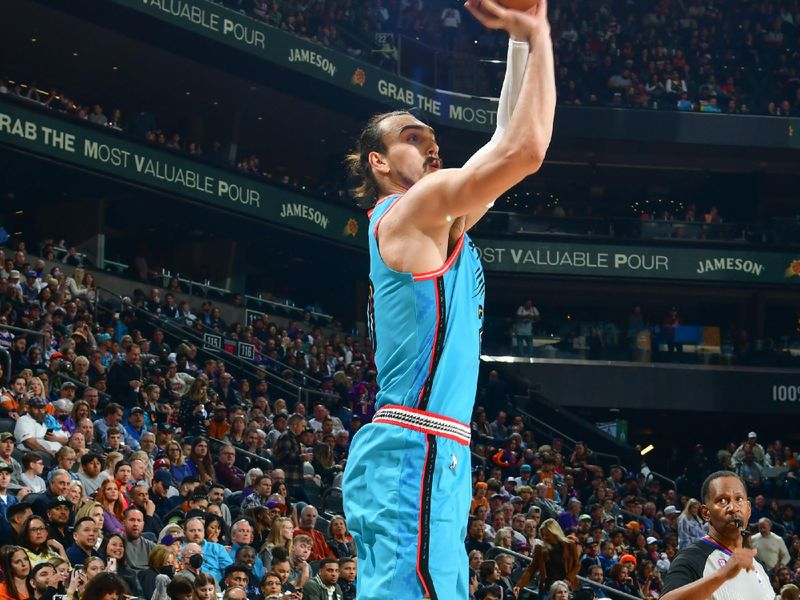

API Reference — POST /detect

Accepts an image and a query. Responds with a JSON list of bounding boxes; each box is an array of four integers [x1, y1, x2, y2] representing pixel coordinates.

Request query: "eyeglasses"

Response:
[[29, 526, 47, 533]]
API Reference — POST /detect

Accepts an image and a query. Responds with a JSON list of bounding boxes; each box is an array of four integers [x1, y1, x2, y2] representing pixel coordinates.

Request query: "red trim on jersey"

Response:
[[378, 404, 470, 428], [416, 436, 434, 598], [412, 235, 465, 281], [371, 195, 402, 242], [367, 194, 399, 218]]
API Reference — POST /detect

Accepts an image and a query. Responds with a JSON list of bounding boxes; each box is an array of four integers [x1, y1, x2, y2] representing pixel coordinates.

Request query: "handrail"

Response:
[[95, 286, 309, 406], [208, 436, 273, 471], [514, 405, 622, 468], [646, 469, 677, 490], [492, 547, 643, 600], [97, 287, 328, 408], [1, 323, 47, 346], [176, 307, 321, 387], [244, 294, 332, 323]]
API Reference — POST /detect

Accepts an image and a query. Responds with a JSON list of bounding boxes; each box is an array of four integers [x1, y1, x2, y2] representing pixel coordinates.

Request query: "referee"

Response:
[[661, 470, 773, 600]]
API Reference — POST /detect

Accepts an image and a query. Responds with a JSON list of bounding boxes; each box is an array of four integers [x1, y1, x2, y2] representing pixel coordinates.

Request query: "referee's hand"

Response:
[[722, 547, 757, 579]]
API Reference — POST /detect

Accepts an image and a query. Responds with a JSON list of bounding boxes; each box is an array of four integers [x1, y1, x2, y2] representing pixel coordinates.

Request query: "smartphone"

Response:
[[46, 429, 54, 435], [106, 557, 117, 572]]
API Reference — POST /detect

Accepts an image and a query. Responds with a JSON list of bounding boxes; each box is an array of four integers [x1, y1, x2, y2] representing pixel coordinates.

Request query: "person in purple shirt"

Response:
[[214, 444, 245, 491], [557, 498, 582, 532]]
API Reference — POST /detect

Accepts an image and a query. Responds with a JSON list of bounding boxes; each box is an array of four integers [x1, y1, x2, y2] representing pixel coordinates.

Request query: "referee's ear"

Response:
[[700, 503, 710, 522]]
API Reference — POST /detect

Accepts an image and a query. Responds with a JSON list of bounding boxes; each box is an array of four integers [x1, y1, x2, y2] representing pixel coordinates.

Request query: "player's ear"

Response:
[[368, 151, 389, 175], [700, 503, 710, 522]]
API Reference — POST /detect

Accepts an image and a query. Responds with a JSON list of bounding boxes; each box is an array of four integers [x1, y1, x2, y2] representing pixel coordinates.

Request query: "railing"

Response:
[[513, 404, 622, 469], [244, 294, 332, 325], [0, 324, 47, 350], [491, 547, 643, 600], [159, 269, 230, 298], [646, 470, 677, 491], [169, 307, 320, 388], [208, 436, 273, 471], [95, 286, 317, 409], [474, 211, 758, 244]]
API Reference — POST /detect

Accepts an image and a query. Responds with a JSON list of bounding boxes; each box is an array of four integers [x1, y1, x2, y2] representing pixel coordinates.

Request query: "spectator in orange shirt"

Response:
[[471, 482, 490, 515], [294, 505, 335, 561], [208, 406, 230, 440]]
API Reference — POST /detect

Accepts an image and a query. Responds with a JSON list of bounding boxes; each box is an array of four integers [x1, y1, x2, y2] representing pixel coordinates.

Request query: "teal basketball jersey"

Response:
[[366, 194, 485, 425]]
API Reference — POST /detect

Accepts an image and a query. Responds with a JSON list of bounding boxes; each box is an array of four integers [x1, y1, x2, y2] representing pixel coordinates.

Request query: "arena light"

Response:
[[640, 444, 655, 456]]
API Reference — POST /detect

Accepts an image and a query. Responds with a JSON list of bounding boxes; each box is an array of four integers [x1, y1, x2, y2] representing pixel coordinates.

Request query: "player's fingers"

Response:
[[464, 0, 505, 24]]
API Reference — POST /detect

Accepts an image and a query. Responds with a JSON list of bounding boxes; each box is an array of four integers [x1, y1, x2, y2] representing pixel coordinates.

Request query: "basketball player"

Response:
[[341, 0, 555, 598], [661, 471, 773, 599]]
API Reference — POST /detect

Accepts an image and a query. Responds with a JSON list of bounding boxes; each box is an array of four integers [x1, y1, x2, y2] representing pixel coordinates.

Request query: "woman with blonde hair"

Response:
[[547, 580, 570, 600], [75, 501, 106, 548], [138, 545, 176, 600], [259, 516, 294, 568], [494, 527, 514, 550], [96, 478, 125, 535], [514, 518, 579, 597], [67, 267, 87, 300], [27, 377, 47, 405], [677, 498, 707, 548]]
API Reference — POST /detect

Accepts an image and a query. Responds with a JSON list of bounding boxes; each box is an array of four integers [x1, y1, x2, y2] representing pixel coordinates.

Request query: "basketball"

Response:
[[497, 0, 540, 11]]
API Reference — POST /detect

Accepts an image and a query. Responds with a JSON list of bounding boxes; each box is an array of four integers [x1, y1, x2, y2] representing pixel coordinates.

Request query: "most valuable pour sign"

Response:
[[474, 239, 800, 285], [0, 97, 367, 247]]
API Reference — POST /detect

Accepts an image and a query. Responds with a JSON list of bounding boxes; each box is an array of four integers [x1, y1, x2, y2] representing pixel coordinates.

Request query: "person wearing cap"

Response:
[[515, 463, 535, 488], [0, 432, 24, 491], [732, 432, 769, 469], [579, 536, 602, 576], [21, 270, 42, 302], [151, 470, 181, 520], [125, 407, 148, 445], [14, 396, 67, 457], [46, 495, 73, 548], [0, 459, 20, 520]]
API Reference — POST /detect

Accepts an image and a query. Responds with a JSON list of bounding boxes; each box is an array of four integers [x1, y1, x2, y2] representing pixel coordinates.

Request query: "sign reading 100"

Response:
[[772, 385, 800, 402]]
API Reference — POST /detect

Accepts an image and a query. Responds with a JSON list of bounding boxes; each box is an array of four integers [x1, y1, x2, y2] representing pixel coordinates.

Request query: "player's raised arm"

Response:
[[399, 0, 555, 230]]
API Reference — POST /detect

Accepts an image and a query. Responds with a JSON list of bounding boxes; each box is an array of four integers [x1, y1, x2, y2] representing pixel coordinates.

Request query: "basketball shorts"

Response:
[[343, 404, 472, 600]]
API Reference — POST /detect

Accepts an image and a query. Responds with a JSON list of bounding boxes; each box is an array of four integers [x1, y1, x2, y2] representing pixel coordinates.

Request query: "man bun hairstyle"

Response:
[[345, 110, 412, 210]]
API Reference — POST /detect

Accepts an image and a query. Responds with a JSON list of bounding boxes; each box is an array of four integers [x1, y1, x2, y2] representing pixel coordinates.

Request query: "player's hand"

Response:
[[464, 0, 550, 44], [721, 547, 757, 580]]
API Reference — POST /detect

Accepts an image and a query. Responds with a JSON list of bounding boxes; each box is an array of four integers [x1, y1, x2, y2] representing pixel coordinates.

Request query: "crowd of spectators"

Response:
[[5, 242, 800, 599], [228, 0, 800, 116], [466, 409, 800, 599]]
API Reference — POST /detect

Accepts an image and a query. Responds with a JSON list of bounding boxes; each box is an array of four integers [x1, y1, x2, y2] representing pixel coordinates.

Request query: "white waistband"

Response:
[[373, 405, 471, 446]]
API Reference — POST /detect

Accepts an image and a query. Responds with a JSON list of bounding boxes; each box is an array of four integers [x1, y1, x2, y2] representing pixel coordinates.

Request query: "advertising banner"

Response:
[[0, 97, 367, 247]]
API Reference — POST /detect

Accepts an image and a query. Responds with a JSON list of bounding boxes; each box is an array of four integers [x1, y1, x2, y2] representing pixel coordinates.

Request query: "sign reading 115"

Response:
[[772, 385, 800, 402]]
